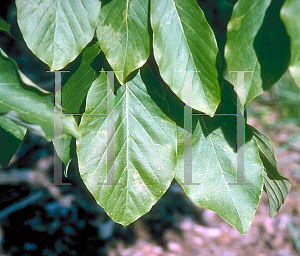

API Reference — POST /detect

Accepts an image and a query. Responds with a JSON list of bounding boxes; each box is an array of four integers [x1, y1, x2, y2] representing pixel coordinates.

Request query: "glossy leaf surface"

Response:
[[151, 0, 222, 115]]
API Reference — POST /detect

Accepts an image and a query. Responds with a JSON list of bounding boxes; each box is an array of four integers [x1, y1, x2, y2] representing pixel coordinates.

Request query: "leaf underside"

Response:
[[250, 126, 291, 218]]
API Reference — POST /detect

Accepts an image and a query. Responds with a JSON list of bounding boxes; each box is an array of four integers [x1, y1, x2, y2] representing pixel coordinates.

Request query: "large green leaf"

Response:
[[172, 80, 264, 235], [96, 0, 150, 85], [0, 116, 26, 167], [225, 0, 290, 103], [16, 0, 100, 70], [250, 126, 291, 218], [77, 65, 176, 226], [150, 0, 222, 116], [280, 0, 300, 88], [0, 48, 79, 141]]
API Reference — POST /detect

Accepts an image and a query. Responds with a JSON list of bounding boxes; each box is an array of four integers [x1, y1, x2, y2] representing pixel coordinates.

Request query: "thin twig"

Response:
[[0, 169, 36, 185], [0, 190, 46, 221]]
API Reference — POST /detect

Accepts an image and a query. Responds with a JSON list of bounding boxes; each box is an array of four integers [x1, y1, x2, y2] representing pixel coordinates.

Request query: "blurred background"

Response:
[[0, 0, 300, 255]]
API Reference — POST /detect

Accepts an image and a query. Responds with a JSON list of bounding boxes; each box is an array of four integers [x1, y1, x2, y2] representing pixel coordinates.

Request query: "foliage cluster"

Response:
[[1, 0, 299, 234]]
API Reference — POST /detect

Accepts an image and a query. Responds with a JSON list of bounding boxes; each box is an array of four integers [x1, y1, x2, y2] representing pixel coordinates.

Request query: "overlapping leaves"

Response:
[[4, 0, 293, 234], [0, 48, 79, 141], [54, 41, 101, 169]]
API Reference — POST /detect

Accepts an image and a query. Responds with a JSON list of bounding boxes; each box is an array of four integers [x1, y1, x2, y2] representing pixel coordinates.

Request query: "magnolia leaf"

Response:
[[150, 0, 222, 116], [96, 0, 150, 84], [77, 65, 176, 226], [171, 80, 264, 235], [16, 0, 100, 70], [250, 126, 291, 217]]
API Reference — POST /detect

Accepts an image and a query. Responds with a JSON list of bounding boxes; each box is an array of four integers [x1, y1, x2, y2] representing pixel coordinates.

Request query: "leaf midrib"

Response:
[[171, 0, 210, 109], [200, 116, 243, 228], [0, 97, 51, 125]]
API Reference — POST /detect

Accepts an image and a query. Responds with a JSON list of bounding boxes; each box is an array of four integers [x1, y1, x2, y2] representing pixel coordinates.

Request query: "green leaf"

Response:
[[0, 48, 80, 141], [0, 18, 11, 34], [58, 134, 74, 177], [150, 0, 222, 116], [54, 41, 101, 173], [225, 0, 290, 103], [77, 65, 176, 226], [96, 0, 150, 85], [280, 0, 300, 88], [0, 116, 26, 141], [16, 0, 100, 70], [250, 125, 291, 218], [172, 80, 264, 235], [53, 133, 73, 175], [60, 42, 101, 114], [0, 116, 26, 167]]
